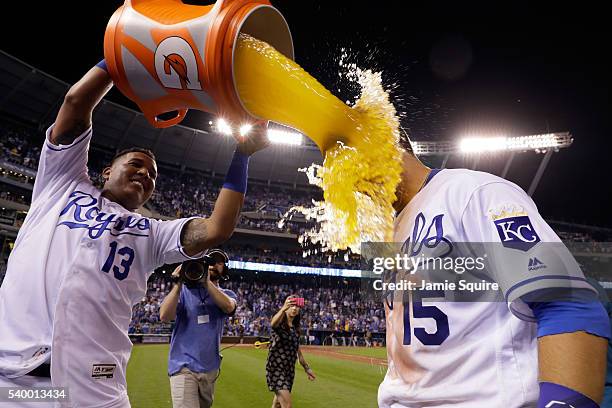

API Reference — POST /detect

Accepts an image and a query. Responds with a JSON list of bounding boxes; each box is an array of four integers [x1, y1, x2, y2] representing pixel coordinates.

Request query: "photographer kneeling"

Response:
[[160, 249, 236, 408]]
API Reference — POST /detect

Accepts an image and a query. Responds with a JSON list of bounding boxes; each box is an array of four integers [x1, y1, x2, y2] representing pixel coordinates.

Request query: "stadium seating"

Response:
[[1, 116, 610, 334], [130, 271, 386, 342]]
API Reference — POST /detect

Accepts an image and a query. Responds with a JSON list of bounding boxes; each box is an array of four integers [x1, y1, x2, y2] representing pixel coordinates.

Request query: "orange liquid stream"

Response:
[[234, 34, 403, 253]]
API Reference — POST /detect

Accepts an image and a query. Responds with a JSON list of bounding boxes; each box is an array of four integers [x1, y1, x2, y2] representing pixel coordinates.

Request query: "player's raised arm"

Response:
[[180, 123, 270, 256], [51, 61, 112, 146]]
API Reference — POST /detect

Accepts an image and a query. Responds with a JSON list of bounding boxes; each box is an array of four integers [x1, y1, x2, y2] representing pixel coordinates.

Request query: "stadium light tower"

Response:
[[458, 132, 572, 154], [456, 132, 573, 196], [267, 128, 303, 145], [412, 132, 573, 197], [411, 132, 572, 156]]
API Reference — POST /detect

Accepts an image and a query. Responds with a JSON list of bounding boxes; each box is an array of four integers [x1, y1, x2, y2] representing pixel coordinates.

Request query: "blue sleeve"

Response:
[[96, 59, 108, 72], [526, 297, 611, 339], [223, 289, 237, 301], [222, 289, 237, 316], [177, 285, 186, 316], [222, 151, 249, 194], [538, 382, 599, 408]]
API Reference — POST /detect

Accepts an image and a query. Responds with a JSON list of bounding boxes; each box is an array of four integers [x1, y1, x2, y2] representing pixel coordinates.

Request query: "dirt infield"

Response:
[[301, 346, 388, 367]]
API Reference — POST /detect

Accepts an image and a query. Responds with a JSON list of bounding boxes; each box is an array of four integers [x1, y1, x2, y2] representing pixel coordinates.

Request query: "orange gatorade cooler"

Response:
[[104, 0, 294, 128]]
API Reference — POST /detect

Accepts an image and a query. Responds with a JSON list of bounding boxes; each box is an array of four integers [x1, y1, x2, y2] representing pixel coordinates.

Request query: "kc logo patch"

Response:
[[494, 216, 540, 251]]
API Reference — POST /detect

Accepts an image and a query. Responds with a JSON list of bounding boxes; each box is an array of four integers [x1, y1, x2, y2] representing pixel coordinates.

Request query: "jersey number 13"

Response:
[[101, 241, 135, 281]]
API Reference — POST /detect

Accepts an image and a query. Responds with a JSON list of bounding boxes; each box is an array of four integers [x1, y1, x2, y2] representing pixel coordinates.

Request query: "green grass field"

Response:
[[331, 346, 387, 359], [127, 345, 386, 407]]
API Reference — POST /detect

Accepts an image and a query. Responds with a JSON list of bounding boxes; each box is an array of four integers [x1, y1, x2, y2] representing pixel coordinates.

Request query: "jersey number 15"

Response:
[[403, 290, 450, 346]]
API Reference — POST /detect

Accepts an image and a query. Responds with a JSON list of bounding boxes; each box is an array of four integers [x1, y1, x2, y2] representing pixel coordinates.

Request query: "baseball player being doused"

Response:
[[0, 60, 269, 407], [377, 136, 610, 408]]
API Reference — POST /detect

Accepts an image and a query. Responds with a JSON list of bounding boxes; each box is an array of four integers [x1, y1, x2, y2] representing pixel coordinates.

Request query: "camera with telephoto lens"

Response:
[[180, 257, 210, 288], [176, 249, 230, 288]]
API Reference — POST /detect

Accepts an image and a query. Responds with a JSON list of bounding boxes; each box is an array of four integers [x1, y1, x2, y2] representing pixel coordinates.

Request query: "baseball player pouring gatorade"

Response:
[[377, 136, 610, 407], [0, 60, 269, 407]]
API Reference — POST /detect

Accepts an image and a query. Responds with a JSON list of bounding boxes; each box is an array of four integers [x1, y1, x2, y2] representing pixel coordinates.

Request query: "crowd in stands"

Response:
[[0, 123, 41, 170], [0, 190, 29, 206], [558, 230, 612, 254], [148, 168, 317, 234], [1, 119, 611, 346], [126, 253, 610, 339], [148, 173, 216, 218], [3, 120, 612, 243], [0, 207, 25, 228], [557, 230, 593, 242], [0, 120, 320, 235], [129, 272, 385, 339], [225, 279, 385, 337], [128, 276, 173, 335], [223, 244, 361, 270], [576, 257, 612, 283], [571, 242, 612, 254]]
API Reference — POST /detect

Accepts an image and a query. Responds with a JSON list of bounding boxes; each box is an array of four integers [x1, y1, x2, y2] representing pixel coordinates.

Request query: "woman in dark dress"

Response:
[[266, 295, 316, 408]]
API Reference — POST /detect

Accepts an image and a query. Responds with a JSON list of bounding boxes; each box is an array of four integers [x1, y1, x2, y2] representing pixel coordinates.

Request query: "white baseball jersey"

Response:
[[378, 168, 595, 408], [0, 125, 203, 407]]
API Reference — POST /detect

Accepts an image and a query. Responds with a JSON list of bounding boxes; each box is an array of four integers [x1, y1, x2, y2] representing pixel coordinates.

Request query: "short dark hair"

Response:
[[110, 147, 156, 166]]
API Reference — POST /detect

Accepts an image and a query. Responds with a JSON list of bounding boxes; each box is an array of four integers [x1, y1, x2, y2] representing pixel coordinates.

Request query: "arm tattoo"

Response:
[[180, 218, 209, 252], [52, 120, 89, 146]]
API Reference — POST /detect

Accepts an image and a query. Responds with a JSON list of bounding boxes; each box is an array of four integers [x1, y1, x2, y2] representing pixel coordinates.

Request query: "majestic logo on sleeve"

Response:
[[490, 204, 540, 251], [528, 257, 546, 271], [57, 191, 151, 239]]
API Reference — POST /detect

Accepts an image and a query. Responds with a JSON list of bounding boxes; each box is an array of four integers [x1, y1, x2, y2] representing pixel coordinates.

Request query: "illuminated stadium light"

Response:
[[212, 118, 302, 145], [267, 128, 303, 145], [459, 133, 568, 153], [239, 123, 253, 136], [459, 136, 507, 153], [216, 118, 233, 136], [409, 132, 572, 156]]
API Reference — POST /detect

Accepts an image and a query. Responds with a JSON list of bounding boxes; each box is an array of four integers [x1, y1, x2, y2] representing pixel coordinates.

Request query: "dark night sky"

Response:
[[1, 2, 610, 226]]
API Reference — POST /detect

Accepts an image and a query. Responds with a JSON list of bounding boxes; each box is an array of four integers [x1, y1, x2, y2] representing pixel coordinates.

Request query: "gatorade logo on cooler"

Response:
[[155, 37, 203, 91]]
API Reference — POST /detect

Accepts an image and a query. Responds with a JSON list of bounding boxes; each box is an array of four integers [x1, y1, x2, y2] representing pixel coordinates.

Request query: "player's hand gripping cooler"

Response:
[[104, 0, 294, 128]]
